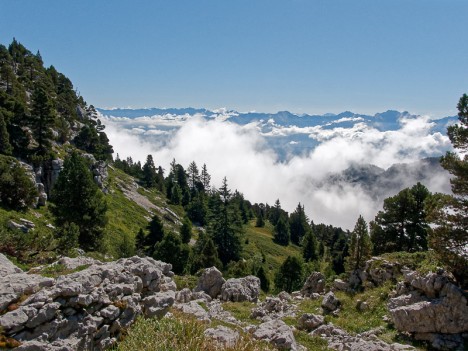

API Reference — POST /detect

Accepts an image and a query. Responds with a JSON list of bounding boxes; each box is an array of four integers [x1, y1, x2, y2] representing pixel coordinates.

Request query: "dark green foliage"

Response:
[[142, 154, 158, 188], [190, 232, 222, 272], [427, 94, 468, 287], [153, 232, 190, 274], [51, 152, 107, 251], [135, 228, 146, 255], [257, 266, 270, 292], [118, 233, 135, 258], [30, 85, 56, 156], [186, 192, 208, 225], [273, 214, 290, 246], [208, 178, 244, 266], [73, 125, 113, 161], [289, 203, 309, 245], [371, 182, 431, 254], [346, 215, 372, 272], [0, 155, 38, 210], [146, 215, 165, 251], [255, 212, 265, 227], [0, 110, 12, 155], [55, 222, 79, 255], [274, 256, 304, 293], [302, 230, 318, 262], [180, 217, 192, 244], [268, 199, 283, 226], [200, 163, 211, 191]]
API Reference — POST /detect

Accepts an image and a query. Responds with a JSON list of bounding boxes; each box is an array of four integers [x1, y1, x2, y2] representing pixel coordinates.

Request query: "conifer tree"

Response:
[[274, 256, 304, 293], [153, 232, 190, 274], [146, 214, 165, 252], [135, 228, 146, 255], [289, 203, 310, 245], [302, 230, 318, 262], [427, 94, 468, 287], [255, 211, 265, 227], [51, 152, 107, 251], [31, 86, 56, 155], [257, 266, 270, 292], [180, 217, 192, 244], [346, 215, 372, 272], [273, 214, 290, 246], [201, 163, 211, 191], [142, 154, 157, 188], [0, 111, 12, 155]]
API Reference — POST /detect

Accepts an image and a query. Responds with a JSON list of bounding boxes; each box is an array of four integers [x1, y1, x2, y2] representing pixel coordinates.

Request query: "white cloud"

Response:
[[104, 115, 451, 230]]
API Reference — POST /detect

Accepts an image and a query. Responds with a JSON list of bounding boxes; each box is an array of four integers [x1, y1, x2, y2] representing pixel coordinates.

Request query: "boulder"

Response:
[[253, 319, 298, 350], [193, 267, 225, 299], [333, 279, 350, 292], [388, 270, 468, 350], [220, 276, 260, 302], [321, 291, 341, 312], [173, 301, 209, 321], [251, 296, 295, 320], [204, 325, 239, 347], [297, 313, 324, 331], [301, 272, 326, 297]]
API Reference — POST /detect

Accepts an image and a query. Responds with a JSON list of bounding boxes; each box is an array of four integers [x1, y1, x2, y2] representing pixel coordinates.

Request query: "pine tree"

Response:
[[255, 212, 265, 227], [302, 230, 318, 262], [153, 232, 190, 274], [346, 215, 372, 272], [31, 86, 56, 156], [201, 163, 211, 191], [289, 203, 310, 245], [427, 94, 468, 287], [273, 214, 290, 246], [51, 152, 107, 251], [180, 217, 192, 244], [274, 256, 304, 293], [146, 214, 165, 252], [187, 161, 200, 192], [0, 111, 12, 155], [142, 154, 157, 188], [135, 228, 146, 255], [257, 266, 270, 292]]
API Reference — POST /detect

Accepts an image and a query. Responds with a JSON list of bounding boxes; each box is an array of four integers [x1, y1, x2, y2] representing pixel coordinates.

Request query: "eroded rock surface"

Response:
[[193, 267, 225, 299], [301, 272, 326, 297], [388, 270, 468, 350], [253, 319, 298, 350], [0, 255, 175, 350], [220, 275, 260, 303]]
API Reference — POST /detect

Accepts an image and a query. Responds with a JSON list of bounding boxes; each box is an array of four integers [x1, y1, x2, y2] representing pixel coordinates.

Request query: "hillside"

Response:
[[1, 40, 467, 351]]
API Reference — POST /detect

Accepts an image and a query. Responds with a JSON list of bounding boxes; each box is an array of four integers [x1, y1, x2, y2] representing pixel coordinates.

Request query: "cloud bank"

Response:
[[103, 114, 452, 229]]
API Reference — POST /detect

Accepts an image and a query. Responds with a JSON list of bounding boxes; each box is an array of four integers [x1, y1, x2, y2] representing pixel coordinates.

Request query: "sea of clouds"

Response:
[[102, 113, 453, 230]]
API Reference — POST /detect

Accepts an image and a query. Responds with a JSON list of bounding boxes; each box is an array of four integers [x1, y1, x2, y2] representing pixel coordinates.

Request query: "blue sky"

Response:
[[0, 0, 466, 116]]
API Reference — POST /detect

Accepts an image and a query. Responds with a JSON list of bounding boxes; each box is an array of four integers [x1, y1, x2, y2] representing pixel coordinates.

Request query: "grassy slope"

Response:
[[244, 220, 302, 272]]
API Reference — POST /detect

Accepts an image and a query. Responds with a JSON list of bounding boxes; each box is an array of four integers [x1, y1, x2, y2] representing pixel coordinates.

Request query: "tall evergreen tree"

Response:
[[153, 232, 190, 274], [187, 161, 200, 192], [273, 213, 290, 246], [135, 228, 146, 256], [146, 214, 165, 251], [346, 215, 372, 272], [269, 199, 282, 225], [201, 163, 211, 192], [31, 86, 56, 156], [0, 111, 12, 155], [427, 94, 468, 287], [180, 217, 192, 244], [142, 154, 157, 188], [289, 203, 310, 245], [302, 230, 318, 262], [51, 152, 107, 251], [274, 256, 304, 293]]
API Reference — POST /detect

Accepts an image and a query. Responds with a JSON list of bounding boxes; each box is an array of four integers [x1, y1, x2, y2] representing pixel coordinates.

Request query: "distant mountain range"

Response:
[[98, 107, 458, 160]]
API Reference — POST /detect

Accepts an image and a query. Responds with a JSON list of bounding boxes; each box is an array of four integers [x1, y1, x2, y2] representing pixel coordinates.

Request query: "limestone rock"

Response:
[[0, 255, 175, 350], [204, 325, 239, 347], [297, 313, 324, 331], [301, 272, 326, 297], [220, 275, 260, 303], [251, 296, 296, 320], [193, 267, 225, 299], [388, 271, 468, 350], [321, 291, 341, 312], [253, 319, 298, 350], [174, 301, 210, 321]]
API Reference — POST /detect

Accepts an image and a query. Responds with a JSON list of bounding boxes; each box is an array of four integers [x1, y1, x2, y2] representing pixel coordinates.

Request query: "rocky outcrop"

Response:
[[253, 319, 298, 350], [0, 255, 175, 350], [301, 271, 326, 297], [251, 294, 296, 321], [311, 324, 415, 351], [388, 270, 468, 350], [193, 267, 225, 299], [350, 257, 402, 288], [220, 276, 260, 303]]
